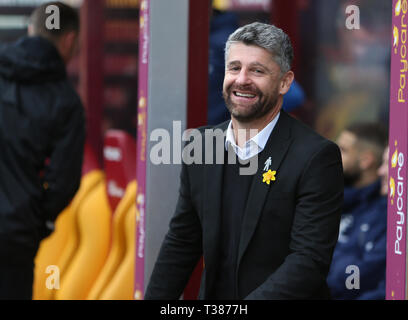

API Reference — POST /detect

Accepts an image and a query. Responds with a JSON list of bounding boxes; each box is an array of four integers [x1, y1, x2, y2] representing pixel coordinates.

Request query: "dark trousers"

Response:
[[0, 263, 34, 300]]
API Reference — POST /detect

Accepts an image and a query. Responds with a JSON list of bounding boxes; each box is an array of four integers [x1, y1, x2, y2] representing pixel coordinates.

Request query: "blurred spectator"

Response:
[[0, 2, 85, 299], [327, 123, 387, 299], [368, 145, 389, 296]]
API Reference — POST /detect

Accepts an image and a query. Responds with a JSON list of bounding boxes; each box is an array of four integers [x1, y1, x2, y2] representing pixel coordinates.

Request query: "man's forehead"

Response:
[[226, 43, 278, 71]]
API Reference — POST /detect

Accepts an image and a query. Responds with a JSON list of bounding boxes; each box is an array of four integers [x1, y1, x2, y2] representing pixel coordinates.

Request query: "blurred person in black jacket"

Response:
[[0, 1, 85, 299]]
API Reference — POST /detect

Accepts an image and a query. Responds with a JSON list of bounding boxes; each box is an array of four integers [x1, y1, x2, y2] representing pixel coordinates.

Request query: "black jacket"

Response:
[[0, 36, 85, 263], [145, 111, 343, 300]]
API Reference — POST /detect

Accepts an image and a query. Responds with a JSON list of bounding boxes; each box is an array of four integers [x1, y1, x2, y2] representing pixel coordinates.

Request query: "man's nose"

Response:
[[235, 68, 251, 85]]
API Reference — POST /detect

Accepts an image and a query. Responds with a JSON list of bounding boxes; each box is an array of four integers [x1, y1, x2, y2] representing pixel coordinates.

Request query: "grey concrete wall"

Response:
[[144, 0, 189, 290]]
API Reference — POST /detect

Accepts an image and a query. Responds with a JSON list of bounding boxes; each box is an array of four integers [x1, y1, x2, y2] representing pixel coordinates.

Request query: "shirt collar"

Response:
[[225, 112, 280, 151]]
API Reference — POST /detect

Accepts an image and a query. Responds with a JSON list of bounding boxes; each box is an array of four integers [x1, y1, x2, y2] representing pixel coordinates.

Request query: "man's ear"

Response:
[[279, 71, 294, 95], [58, 31, 78, 63], [61, 31, 76, 50]]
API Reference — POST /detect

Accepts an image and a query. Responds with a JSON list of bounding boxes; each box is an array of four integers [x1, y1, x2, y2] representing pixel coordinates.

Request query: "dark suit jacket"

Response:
[[145, 111, 344, 300]]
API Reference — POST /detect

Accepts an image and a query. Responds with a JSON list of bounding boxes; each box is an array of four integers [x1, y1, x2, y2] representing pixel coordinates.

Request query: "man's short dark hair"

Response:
[[225, 22, 294, 74], [345, 122, 388, 166], [29, 1, 80, 42]]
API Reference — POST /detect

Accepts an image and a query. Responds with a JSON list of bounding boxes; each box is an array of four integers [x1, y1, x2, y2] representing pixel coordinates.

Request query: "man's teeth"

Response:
[[235, 92, 256, 98]]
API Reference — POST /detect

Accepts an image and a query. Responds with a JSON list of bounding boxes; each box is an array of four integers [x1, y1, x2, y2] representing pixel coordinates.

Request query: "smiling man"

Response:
[[224, 44, 291, 125], [145, 22, 344, 300]]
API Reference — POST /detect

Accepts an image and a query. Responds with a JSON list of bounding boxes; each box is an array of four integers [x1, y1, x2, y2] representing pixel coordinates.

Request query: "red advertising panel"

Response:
[[104, 131, 137, 213], [386, 0, 408, 300]]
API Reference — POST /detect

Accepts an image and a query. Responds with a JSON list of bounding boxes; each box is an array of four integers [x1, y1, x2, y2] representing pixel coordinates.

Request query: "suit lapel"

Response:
[[202, 121, 228, 294], [237, 111, 293, 266]]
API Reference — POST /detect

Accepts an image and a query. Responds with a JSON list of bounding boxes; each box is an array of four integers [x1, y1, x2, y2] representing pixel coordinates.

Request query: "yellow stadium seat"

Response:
[[33, 169, 104, 300], [99, 202, 137, 300], [33, 206, 70, 300], [87, 180, 137, 300], [55, 180, 112, 300]]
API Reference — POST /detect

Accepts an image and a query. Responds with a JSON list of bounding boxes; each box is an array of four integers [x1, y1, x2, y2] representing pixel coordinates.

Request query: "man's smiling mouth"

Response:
[[233, 91, 256, 98]]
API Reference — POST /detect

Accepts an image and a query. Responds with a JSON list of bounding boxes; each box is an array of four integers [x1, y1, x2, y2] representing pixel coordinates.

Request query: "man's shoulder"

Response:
[[282, 111, 339, 154]]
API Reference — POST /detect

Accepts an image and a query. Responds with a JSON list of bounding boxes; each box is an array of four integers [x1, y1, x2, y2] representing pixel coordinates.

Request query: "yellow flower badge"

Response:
[[263, 170, 276, 185]]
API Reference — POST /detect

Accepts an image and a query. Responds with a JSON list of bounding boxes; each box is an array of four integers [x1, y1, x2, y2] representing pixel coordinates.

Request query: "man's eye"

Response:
[[253, 69, 264, 74], [228, 66, 240, 71]]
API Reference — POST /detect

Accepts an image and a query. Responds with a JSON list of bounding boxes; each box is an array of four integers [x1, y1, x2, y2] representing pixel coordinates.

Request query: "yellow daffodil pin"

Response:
[[262, 170, 276, 185]]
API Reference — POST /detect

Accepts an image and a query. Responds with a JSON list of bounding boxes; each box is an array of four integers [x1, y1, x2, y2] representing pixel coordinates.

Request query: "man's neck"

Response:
[[231, 100, 282, 148]]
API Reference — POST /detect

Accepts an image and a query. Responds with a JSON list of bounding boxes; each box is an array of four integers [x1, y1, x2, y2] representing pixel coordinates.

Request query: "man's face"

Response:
[[377, 146, 389, 196], [223, 42, 289, 123], [337, 131, 361, 186]]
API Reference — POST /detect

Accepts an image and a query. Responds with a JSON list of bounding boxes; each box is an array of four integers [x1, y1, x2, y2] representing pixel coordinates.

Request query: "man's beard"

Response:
[[223, 84, 279, 123], [343, 171, 361, 187]]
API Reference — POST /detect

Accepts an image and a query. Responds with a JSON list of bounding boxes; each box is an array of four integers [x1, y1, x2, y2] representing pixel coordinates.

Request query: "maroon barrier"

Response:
[[386, 0, 408, 300]]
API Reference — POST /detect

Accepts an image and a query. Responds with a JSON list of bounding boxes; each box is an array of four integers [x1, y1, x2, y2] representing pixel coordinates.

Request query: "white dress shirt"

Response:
[[225, 112, 280, 161]]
